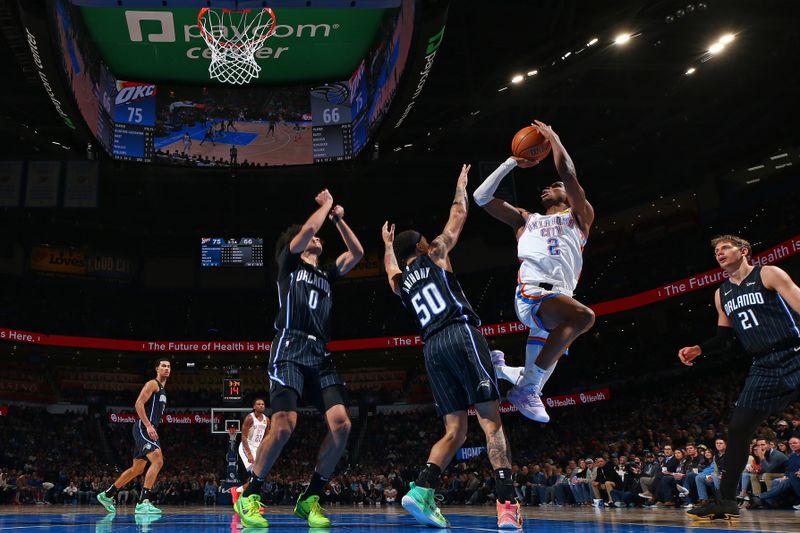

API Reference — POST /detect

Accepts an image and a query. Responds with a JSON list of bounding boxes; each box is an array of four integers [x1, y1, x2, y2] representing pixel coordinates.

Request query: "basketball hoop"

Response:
[[197, 7, 277, 85], [227, 426, 238, 441]]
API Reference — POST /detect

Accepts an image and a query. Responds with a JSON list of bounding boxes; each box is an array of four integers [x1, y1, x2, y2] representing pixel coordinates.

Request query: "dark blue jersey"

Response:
[[141, 380, 167, 429], [720, 266, 800, 355], [398, 254, 481, 340], [274, 246, 341, 342]]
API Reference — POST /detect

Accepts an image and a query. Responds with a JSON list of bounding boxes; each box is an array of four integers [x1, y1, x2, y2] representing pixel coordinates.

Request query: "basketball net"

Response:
[[197, 8, 277, 85], [227, 426, 238, 443]]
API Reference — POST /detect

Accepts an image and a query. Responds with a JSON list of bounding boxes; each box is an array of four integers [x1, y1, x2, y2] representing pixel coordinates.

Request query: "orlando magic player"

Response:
[[382, 164, 522, 530], [235, 189, 363, 529], [231, 398, 269, 504], [473, 120, 595, 423], [679, 235, 800, 520], [97, 358, 170, 515]]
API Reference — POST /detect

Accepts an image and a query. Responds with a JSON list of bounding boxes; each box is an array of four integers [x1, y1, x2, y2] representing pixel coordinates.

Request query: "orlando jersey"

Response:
[[399, 254, 481, 340], [274, 246, 341, 342], [720, 266, 800, 355], [139, 380, 167, 429], [517, 209, 586, 296]]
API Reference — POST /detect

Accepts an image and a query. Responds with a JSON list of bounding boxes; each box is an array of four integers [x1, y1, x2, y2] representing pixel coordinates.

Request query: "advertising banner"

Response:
[[108, 412, 221, 424], [30, 246, 86, 275]]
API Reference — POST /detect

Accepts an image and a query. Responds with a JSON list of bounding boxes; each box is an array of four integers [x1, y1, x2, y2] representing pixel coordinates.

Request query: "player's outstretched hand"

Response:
[[315, 189, 333, 207], [329, 205, 344, 221], [457, 164, 471, 188], [510, 156, 540, 169], [532, 120, 560, 143], [382, 221, 395, 245], [678, 345, 702, 366]]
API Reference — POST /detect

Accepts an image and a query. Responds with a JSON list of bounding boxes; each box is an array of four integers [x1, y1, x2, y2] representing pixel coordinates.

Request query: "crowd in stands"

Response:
[[3, 366, 800, 511]]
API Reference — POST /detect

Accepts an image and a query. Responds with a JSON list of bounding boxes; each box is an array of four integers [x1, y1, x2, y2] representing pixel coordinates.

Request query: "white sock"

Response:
[[520, 365, 547, 389], [539, 360, 558, 390], [495, 364, 524, 384]]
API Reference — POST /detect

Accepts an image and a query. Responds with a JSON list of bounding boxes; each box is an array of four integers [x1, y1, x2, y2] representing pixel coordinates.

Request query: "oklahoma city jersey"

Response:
[[517, 209, 586, 296], [245, 413, 268, 451]]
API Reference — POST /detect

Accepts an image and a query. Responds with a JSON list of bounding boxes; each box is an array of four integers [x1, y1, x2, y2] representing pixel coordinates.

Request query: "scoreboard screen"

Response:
[[222, 378, 242, 401], [201, 238, 264, 268]]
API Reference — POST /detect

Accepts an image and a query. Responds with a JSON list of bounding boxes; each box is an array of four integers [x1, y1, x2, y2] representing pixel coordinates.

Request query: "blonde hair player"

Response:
[[473, 120, 595, 423], [231, 398, 270, 505]]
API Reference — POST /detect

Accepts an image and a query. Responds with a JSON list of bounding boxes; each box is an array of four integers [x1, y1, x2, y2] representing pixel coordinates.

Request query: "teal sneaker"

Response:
[[134, 513, 161, 532], [236, 494, 269, 528], [96, 492, 116, 513], [401, 482, 448, 528], [134, 499, 161, 514], [294, 494, 331, 527], [94, 513, 115, 533]]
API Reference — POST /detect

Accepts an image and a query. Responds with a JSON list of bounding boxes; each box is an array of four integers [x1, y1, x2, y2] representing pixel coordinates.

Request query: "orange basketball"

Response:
[[511, 125, 551, 162]]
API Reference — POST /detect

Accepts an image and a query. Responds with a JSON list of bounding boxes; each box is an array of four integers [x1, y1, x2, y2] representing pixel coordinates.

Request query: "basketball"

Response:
[[511, 125, 551, 162]]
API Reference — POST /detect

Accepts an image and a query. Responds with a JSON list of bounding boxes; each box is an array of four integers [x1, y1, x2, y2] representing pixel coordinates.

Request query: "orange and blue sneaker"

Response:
[[496, 500, 523, 529]]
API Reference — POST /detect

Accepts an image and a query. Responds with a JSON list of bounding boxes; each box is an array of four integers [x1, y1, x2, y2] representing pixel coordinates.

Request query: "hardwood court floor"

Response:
[[1, 503, 798, 532]]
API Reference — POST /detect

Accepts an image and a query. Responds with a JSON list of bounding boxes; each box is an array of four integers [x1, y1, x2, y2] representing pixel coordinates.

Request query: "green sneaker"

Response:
[[294, 494, 331, 528], [236, 494, 269, 528], [134, 500, 161, 514], [401, 482, 448, 528], [96, 492, 116, 513]]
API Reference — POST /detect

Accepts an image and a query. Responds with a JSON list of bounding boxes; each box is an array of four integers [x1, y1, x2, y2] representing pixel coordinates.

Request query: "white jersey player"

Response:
[[473, 120, 595, 423], [233, 399, 270, 503]]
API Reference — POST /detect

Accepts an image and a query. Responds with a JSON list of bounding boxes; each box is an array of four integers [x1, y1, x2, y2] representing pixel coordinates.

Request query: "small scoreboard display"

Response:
[[223, 378, 242, 402], [201, 238, 264, 267]]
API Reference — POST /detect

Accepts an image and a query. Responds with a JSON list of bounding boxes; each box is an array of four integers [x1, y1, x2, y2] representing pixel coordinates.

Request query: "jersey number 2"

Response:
[[737, 309, 759, 330], [411, 283, 447, 327], [547, 237, 561, 255]]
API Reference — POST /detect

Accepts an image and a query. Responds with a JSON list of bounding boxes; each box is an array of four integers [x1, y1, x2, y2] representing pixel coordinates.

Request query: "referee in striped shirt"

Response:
[[679, 235, 800, 520]]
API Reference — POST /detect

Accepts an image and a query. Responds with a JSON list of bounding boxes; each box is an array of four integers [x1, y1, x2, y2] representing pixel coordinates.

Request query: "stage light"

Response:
[[527, 70, 538, 76], [685, 67, 696, 75], [587, 38, 598, 46], [614, 33, 631, 45], [708, 42, 725, 54], [511, 75, 524, 83], [719, 33, 735, 44]]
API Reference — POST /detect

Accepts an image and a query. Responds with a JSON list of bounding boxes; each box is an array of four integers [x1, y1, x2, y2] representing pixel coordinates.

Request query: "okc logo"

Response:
[[546, 397, 554, 407], [580, 393, 587, 403]]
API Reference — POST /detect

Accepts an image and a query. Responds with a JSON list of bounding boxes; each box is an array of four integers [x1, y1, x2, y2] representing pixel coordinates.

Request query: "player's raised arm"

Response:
[[329, 205, 364, 276], [762, 265, 800, 314], [134, 380, 159, 441], [473, 157, 536, 231], [381, 221, 402, 296], [429, 164, 470, 269], [678, 289, 735, 366], [532, 120, 595, 232], [289, 189, 334, 254]]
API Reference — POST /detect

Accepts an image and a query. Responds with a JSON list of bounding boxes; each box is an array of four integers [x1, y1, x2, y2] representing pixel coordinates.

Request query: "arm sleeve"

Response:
[[472, 157, 518, 206], [699, 325, 736, 355]]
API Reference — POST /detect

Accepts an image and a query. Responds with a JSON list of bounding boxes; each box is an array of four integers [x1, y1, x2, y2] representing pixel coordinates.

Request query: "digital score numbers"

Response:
[[310, 91, 354, 163], [201, 238, 264, 267], [223, 378, 242, 401], [112, 82, 157, 162]]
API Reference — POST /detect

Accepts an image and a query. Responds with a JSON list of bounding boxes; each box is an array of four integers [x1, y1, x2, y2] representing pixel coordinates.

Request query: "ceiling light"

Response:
[[498, 86, 509, 92], [685, 67, 696, 75], [527, 70, 538, 76], [769, 153, 788, 160], [708, 42, 725, 54], [511, 75, 524, 83], [562, 51, 572, 59], [587, 38, 598, 46], [614, 33, 631, 45], [719, 33, 735, 44]]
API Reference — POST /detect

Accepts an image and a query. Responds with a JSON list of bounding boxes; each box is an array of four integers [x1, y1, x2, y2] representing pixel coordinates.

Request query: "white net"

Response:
[[198, 8, 276, 85]]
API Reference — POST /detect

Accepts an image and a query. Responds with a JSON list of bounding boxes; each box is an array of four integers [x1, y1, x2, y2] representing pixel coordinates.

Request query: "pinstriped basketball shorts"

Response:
[[423, 322, 500, 416], [736, 345, 800, 412]]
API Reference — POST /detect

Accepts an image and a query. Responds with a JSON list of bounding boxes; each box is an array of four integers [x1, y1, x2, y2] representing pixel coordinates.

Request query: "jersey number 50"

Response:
[[412, 283, 447, 327]]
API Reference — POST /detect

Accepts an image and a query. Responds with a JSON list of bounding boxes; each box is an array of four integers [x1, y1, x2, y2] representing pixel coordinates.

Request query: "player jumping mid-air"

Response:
[[473, 120, 595, 423]]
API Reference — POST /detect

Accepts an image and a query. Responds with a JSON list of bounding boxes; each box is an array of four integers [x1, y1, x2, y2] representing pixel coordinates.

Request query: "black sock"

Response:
[[104, 485, 118, 498], [416, 463, 442, 489], [302, 471, 329, 499], [139, 488, 152, 503], [494, 468, 514, 503], [243, 475, 264, 498]]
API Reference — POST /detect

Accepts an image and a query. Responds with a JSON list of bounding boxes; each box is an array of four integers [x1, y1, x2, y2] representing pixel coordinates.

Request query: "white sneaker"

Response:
[[793, 503, 800, 511], [507, 384, 550, 423], [676, 485, 690, 496]]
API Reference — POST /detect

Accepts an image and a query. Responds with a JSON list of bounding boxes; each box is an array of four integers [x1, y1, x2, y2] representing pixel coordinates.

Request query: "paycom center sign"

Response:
[[78, 7, 388, 84]]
